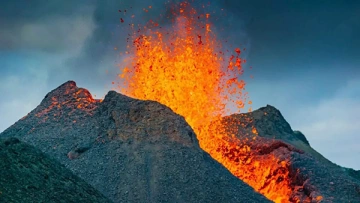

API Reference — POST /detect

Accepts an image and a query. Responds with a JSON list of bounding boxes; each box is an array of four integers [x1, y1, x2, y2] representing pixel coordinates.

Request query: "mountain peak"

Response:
[[42, 80, 97, 105], [0, 81, 270, 203], [222, 104, 295, 141], [256, 104, 284, 119], [98, 89, 199, 147], [59, 80, 77, 88], [103, 90, 134, 103], [2, 81, 359, 202], [33, 81, 99, 119], [43, 80, 77, 98]]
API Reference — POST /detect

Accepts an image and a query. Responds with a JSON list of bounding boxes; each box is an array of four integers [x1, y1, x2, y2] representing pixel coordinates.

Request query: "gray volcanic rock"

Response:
[[343, 167, 360, 181], [221, 105, 360, 202], [223, 105, 334, 165], [0, 137, 111, 203], [228, 105, 310, 145], [1, 81, 270, 203], [293, 130, 310, 146]]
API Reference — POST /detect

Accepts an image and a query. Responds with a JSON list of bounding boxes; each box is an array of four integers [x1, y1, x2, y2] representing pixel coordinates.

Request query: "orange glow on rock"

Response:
[[119, 1, 293, 202]]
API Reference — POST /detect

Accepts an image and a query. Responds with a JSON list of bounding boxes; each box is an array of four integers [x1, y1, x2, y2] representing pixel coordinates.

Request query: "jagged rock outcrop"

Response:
[[0, 137, 111, 203], [220, 105, 360, 202], [0, 81, 270, 203], [223, 105, 333, 165]]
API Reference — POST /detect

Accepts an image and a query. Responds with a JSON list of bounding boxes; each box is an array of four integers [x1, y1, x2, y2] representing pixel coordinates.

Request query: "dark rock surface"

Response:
[[221, 105, 360, 202], [223, 105, 335, 166], [343, 167, 360, 181], [1, 81, 270, 203], [0, 137, 111, 203], [293, 130, 310, 146]]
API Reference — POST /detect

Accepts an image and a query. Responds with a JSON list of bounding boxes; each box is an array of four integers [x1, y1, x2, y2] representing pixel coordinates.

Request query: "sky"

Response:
[[0, 0, 359, 169]]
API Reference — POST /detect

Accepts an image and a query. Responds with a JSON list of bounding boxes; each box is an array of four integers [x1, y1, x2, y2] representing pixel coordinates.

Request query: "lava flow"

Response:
[[119, 2, 293, 202]]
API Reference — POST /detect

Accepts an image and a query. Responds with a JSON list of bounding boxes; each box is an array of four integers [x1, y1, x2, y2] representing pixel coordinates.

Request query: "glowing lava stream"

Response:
[[119, 2, 292, 202]]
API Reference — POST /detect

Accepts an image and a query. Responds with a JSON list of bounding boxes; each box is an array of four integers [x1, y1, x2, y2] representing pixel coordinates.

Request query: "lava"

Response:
[[119, 1, 294, 202]]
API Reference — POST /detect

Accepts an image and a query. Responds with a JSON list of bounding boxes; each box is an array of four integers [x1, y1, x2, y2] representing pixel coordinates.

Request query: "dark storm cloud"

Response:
[[0, 0, 97, 131], [220, 0, 360, 72], [57, 0, 249, 89], [0, 0, 91, 19], [0, 0, 95, 53], [217, 0, 360, 105], [48, 0, 175, 88]]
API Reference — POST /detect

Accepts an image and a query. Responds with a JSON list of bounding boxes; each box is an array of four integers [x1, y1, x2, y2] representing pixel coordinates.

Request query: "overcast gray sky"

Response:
[[0, 0, 359, 169]]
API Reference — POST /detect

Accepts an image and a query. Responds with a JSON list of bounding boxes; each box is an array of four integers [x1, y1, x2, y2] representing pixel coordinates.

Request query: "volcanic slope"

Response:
[[0, 137, 111, 203], [220, 105, 360, 202], [0, 81, 270, 203]]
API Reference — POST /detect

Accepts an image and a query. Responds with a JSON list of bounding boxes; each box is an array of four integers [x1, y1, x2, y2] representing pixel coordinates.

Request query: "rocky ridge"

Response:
[[2, 81, 360, 202], [0, 137, 111, 203], [1, 81, 269, 203], [220, 105, 360, 202]]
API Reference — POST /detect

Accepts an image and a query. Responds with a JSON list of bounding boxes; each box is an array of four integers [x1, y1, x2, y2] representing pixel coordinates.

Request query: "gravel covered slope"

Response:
[[1, 81, 270, 203], [0, 137, 111, 203], [221, 105, 360, 202]]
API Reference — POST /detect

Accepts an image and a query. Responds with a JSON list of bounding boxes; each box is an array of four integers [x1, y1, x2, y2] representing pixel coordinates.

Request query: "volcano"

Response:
[[1, 81, 360, 203], [0, 81, 270, 203]]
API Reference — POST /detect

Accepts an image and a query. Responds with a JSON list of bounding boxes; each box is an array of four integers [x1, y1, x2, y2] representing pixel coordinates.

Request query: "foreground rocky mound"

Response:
[[0, 81, 269, 203], [0, 137, 111, 203], [220, 105, 360, 202]]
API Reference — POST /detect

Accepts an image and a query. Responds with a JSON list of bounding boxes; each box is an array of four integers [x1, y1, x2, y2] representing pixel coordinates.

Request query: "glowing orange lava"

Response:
[[119, 2, 292, 202]]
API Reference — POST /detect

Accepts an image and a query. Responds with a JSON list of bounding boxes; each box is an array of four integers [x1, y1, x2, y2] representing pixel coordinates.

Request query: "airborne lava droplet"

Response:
[[197, 35, 202, 45]]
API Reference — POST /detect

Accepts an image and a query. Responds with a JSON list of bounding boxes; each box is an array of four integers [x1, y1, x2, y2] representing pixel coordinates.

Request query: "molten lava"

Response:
[[119, 2, 293, 202]]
